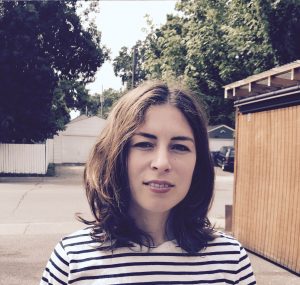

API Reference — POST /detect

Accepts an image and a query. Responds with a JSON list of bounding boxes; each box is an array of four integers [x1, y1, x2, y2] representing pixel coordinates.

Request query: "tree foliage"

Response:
[[113, 0, 300, 127], [113, 40, 147, 89], [86, 88, 124, 119], [0, 1, 108, 143]]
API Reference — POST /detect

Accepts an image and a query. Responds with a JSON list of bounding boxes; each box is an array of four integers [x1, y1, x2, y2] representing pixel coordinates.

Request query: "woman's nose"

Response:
[[150, 148, 171, 172]]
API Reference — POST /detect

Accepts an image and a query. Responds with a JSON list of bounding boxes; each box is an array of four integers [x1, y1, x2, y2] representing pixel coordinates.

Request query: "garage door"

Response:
[[62, 136, 97, 163]]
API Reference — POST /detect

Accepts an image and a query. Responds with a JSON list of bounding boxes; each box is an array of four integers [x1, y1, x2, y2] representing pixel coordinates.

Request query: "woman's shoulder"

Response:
[[58, 226, 103, 252], [205, 230, 245, 253], [211, 230, 241, 243], [61, 226, 93, 242]]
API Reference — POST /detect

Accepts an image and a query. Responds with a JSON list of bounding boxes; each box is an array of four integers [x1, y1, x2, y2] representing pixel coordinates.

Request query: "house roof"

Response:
[[224, 60, 300, 99], [208, 125, 235, 132], [68, 114, 88, 124], [58, 115, 107, 137]]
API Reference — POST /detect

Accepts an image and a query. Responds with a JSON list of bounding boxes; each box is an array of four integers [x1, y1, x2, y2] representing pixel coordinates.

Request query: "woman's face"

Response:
[[127, 104, 197, 219]]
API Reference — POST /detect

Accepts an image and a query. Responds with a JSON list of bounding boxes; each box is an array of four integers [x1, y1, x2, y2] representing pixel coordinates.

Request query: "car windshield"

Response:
[[230, 150, 235, 157]]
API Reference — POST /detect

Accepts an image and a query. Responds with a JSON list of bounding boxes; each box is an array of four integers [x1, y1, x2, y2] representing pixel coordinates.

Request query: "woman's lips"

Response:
[[143, 181, 174, 193]]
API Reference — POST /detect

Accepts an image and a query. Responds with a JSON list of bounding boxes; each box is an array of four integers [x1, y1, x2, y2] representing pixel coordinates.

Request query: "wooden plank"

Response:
[[264, 110, 272, 258], [271, 109, 279, 262], [276, 108, 284, 266], [276, 108, 285, 265], [287, 106, 298, 271], [233, 112, 241, 237], [280, 108, 289, 267], [285, 107, 293, 269], [242, 112, 255, 247], [289, 105, 300, 272], [244, 113, 254, 247], [258, 111, 267, 255], [233, 112, 247, 242], [252, 113, 261, 253], [295, 105, 300, 273]]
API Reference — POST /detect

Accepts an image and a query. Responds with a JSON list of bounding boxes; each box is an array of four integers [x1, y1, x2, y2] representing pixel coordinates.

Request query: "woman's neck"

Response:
[[130, 209, 170, 246]]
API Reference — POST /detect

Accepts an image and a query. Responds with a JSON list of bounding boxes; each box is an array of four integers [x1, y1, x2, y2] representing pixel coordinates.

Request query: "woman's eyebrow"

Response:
[[134, 132, 194, 143], [134, 132, 157, 139], [171, 136, 195, 143]]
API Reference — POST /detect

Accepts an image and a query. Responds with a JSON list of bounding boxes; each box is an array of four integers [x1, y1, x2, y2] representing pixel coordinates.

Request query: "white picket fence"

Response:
[[0, 141, 53, 174]]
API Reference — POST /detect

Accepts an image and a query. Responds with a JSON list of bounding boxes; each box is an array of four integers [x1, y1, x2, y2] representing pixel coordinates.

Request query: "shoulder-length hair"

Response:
[[81, 80, 215, 253]]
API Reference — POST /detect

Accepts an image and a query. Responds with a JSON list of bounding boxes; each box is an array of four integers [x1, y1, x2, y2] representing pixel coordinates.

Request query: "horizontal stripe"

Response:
[[239, 253, 248, 263], [45, 267, 67, 285], [238, 271, 255, 282], [49, 258, 68, 277], [114, 279, 236, 285], [41, 276, 53, 285], [63, 239, 99, 248], [236, 262, 251, 274], [54, 248, 68, 266], [68, 249, 240, 258], [207, 241, 239, 247], [70, 259, 240, 273], [69, 252, 241, 266], [64, 239, 238, 249], [63, 231, 91, 240], [69, 268, 244, 283]]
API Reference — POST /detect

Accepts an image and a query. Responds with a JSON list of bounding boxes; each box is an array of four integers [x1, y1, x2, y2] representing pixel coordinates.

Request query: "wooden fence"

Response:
[[233, 105, 300, 273], [0, 143, 51, 174]]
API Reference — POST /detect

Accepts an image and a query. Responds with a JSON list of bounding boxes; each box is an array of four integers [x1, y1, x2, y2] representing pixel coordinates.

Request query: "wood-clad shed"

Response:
[[224, 60, 300, 274]]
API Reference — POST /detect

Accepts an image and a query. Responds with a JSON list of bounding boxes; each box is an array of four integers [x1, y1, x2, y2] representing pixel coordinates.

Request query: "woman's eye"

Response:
[[171, 144, 190, 152], [132, 142, 153, 149]]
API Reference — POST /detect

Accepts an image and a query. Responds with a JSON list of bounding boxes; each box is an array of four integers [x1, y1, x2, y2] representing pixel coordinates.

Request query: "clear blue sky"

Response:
[[86, 0, 176, 94]]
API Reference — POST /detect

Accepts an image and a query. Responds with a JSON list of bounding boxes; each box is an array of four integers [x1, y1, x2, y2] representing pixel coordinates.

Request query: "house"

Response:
[[208, 125, 235, 151], [51, 115, 107, 164], [0, 115, 107, 174]]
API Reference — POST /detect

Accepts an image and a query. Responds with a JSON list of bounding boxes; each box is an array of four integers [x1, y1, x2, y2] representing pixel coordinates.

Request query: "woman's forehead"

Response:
[[135, 104, 194, 138]]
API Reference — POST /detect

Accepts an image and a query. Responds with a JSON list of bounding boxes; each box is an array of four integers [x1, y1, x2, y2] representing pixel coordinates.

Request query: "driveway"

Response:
[[0, 165, 91, 285], [0, 165, 91, 235], [0, 165, 298, 285]]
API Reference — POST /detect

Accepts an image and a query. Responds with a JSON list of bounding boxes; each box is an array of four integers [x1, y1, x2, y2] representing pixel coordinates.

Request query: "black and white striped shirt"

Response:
[[40, 228, 256, 285]]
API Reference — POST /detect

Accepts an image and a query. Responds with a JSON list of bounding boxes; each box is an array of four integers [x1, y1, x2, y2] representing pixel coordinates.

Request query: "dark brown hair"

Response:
[[81, 80, 215, 253]]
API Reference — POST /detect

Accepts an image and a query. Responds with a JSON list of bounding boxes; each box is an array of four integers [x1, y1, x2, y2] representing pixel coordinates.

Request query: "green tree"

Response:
[[86, 88, 124, 119], [52, 79, 92, 128], [113, 40, 147, 90], [264, 0, 300, 64], [0, 1, 108, 143], [113, 0, 300, 127], [143, 14, 187, 82]]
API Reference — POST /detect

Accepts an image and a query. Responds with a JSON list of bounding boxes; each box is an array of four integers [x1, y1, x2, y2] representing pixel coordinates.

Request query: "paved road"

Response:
[[0, 165, 298, 285], [0, 166, 92, 235], [209, 167, 234, 229]]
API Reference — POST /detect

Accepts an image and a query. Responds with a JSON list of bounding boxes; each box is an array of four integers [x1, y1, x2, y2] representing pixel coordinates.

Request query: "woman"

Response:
[[41, 81, 256, 284]]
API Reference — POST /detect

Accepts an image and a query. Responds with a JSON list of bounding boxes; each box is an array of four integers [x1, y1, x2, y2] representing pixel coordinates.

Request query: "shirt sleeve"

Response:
[[40, 241, 70, 285], [236, 245, 256, 284]]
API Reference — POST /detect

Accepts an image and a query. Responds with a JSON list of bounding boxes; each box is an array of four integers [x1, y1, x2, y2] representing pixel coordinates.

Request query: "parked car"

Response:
[[215, 146, 235, 171], [210, 151, 219, 166]]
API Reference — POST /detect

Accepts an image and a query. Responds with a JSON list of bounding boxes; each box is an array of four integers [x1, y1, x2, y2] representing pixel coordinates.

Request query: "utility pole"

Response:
[[100, 85, 104, 118], [132, 45, 137, 89]]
